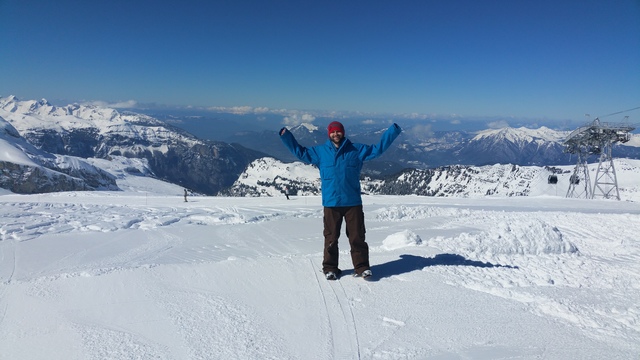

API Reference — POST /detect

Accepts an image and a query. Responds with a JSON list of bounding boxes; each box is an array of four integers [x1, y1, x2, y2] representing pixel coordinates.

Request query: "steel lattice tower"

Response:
[[565, 150, 592, 199], [592, 137, 620, 199], [563, 118, 635, 200]]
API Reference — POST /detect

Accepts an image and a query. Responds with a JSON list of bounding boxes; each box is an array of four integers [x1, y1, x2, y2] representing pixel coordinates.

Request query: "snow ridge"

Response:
[[473, 126, 568, 145], [228, 157, 640, 202]]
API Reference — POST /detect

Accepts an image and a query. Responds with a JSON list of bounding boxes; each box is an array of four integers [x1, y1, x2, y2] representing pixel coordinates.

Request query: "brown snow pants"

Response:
[[322, 205, 369, 275]]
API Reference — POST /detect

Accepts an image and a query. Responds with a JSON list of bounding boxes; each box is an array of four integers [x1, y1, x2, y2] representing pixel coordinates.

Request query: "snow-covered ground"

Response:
[[1, 172, 639, 359]]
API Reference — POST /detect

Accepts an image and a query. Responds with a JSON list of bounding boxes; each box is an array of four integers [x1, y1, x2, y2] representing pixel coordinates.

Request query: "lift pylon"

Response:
[[563, 118, 634, 200], [592, 138, 620, 199], [565, 150, 592, 199]]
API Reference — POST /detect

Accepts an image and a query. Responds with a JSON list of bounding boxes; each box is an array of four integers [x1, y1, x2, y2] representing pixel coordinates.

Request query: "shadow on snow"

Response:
[[370, 254, 518, 281]]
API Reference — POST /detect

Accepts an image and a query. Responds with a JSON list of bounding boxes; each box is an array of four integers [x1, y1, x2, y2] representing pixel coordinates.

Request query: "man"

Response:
[[279, 121, 402, 280]]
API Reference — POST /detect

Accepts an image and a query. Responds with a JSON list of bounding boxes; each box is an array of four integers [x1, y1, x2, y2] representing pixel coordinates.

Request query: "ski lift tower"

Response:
[[563, 117, 635, 200]]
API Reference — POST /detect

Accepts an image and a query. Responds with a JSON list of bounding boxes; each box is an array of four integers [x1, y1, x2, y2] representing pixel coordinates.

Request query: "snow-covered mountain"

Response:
[[453, 126, 570, 166], [0, 96, 266, 195], [2, 95, 638, 197], [220, 157, 321, 197], [472, 126, 567, 144], [225, 157, 640, 201], [1, 115, 118, 193]]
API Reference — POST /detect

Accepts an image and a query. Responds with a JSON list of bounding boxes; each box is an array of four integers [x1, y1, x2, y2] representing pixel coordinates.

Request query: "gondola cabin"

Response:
[[569, 174, 580, 185]]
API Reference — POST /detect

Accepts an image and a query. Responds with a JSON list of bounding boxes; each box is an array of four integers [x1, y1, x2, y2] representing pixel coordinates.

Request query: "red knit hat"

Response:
[[327, 121, 345, 136]]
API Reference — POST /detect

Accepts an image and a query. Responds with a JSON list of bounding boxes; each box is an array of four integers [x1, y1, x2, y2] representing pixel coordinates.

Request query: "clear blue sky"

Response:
[[1, 0, 639, 122]]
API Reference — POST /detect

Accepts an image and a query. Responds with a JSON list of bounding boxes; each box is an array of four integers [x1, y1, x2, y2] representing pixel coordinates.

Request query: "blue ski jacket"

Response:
[[280, 123, 402, 207]]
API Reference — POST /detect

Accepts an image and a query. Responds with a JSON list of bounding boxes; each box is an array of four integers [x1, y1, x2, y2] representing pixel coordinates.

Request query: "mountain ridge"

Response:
[[1, 95, 638, 197], [1, 96, 266, 195], [222, 157, 640, 201], [1, 115, 118, 193]]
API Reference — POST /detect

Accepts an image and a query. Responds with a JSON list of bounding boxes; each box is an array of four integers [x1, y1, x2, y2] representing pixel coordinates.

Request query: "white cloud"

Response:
[[83, 100, 138, 108], [228, 106, 254, 115], [283, 113, 316, 126], [253, 107, 270, 114], [206, 106, 252, 114], [405, 112, 428, 120], [206, 106, 271, 115], [411, 123, 434, 138], [207, 106, 226, 112], [487, 120, 510, 129]]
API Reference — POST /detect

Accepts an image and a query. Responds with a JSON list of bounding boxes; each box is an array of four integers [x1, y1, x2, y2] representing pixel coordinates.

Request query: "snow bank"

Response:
[[373, 205, 469, 221], [449, 219, 579, 257], [381, 230, 423, 250]]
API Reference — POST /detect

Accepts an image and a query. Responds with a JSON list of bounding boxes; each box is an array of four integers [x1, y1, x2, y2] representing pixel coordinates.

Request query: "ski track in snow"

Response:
[[310, 260, 362, 360], [1, 194, 640, 358]]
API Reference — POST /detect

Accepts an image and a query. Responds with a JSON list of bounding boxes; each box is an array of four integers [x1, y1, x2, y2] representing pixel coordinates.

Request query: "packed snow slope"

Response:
[[1, 172, 639, 359]]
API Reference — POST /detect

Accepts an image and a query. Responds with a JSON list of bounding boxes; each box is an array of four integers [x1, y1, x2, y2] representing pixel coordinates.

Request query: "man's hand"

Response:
[[280, 127, 287, 136]]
